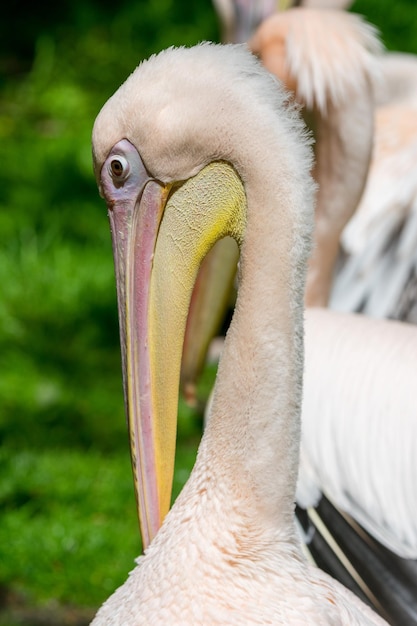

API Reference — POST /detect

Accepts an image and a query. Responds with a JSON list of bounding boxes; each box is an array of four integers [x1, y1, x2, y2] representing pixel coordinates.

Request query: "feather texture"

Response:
[[297, 308, 417, 559], [331, 55, 417, 322], [250, 8, 382, 114]]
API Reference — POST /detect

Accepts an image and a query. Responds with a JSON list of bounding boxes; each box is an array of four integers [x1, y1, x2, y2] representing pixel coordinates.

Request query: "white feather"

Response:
[[297, 308, 417, 558], [331, 54, 417, 321]]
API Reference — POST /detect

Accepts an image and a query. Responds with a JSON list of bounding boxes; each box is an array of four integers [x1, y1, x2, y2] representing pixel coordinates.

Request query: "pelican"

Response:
[[280, 2, 417, 322], [90, 43, 387, 624], [330, 51, 417, 322], [212, 1, 417, 324], [249, 8, 381, 307]]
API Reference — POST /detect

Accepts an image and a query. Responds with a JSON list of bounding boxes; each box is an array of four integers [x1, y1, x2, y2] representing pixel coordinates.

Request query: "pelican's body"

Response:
[[93, 482, 383, 625], [331, 52, 417, 322], [213, 1, 417, 322], [249, 8, 381, 306], [299, 309, 417, 558], [91, 44, 387, 624]]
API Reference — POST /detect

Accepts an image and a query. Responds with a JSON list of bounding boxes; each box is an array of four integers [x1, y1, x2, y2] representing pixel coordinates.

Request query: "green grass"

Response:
[[0, 449, 138, 607], [0, 367, 214, 612], [0, 423, 207, 610], [0, 0, 217, 615]]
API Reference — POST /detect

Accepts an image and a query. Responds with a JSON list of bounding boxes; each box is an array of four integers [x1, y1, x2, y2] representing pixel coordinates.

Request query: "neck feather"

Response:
[[305, 93, 374, 307], [195, 153, 313, 539]]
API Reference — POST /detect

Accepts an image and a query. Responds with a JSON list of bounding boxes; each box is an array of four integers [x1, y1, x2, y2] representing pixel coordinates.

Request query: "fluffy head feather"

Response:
[[93, 43, 313, 187], [249, 8, 382, 114]]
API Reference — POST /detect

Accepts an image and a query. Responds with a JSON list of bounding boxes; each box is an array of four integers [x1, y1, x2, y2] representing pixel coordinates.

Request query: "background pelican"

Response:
[[213, 0, 417, 322], [291, 1, 417, 322], [249, 7, 381, 307], [91, 43, 387, 624], [330, 50, 417, 322]]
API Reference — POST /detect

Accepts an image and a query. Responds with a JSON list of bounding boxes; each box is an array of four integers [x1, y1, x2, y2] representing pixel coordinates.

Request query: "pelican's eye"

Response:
[[109, 155, 130, 181]]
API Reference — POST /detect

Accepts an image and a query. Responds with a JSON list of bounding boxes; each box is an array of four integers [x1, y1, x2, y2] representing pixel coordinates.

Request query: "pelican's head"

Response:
[[92, 43, 312, 549], [92, 44, 258, 549]]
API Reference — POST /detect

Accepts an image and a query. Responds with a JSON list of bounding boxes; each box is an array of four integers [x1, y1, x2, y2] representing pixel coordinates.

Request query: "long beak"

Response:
[[181, 237, 238, 404], [100, 143, 246, 549], [105, 145, 171, 549]]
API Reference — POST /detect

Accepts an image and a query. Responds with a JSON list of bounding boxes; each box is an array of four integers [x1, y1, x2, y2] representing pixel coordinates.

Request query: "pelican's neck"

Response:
[[305, 95, 374, 307], [195, 160, 312, 541]]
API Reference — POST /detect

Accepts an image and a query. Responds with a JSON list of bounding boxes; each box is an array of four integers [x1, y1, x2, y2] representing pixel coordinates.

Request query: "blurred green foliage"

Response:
[[0, 0, 217, 616], [0, 0, 218, 455], [0, 0, 416, 619], [0, 449, 137, 606], [354, 0, 417, 53]]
